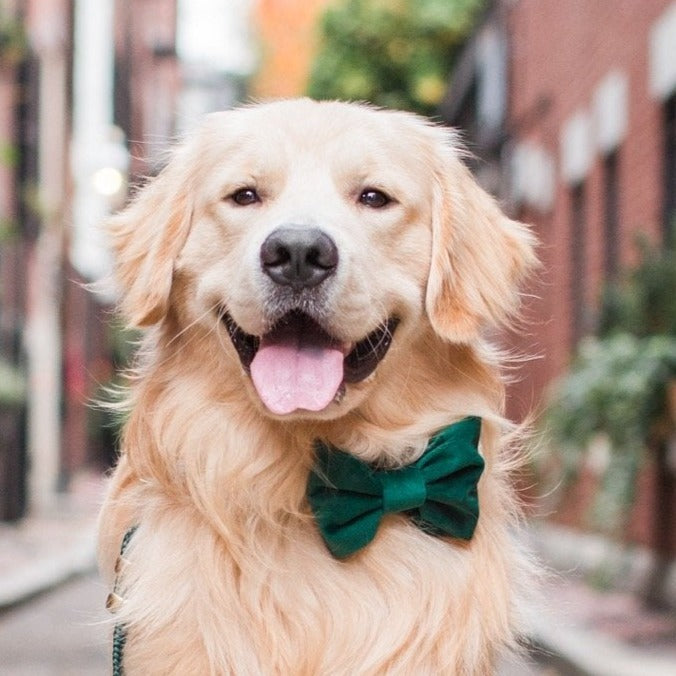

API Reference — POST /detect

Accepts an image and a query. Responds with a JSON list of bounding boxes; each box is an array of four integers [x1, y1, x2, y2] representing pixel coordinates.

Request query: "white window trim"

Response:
[[650, 1, 676, 100]]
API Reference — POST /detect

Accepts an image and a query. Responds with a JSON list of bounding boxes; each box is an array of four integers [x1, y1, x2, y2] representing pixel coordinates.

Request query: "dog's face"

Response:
[[109, 99, 535, 420]]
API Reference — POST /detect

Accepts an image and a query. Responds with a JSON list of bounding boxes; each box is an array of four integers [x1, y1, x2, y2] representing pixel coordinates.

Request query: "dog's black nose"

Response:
[[260, 227, 338, 289]]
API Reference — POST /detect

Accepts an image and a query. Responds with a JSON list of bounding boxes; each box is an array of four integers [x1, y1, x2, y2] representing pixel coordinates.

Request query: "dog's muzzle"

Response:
[[219, 226, 398, 415]]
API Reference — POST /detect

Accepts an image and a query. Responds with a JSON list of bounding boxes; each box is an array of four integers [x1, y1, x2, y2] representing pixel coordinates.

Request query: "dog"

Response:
[[98, 98, 538, 674]]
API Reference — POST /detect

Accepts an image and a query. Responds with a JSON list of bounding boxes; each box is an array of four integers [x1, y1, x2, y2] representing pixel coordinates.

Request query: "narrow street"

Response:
[[0, 572, 565, 675], [0, 574, 108, 675]]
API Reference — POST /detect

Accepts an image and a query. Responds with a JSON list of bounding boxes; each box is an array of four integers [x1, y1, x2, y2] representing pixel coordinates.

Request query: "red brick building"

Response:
[[64, 0, 180, 488], [443, 0, 676, 562], [508, 0, 676, 407], [0, 0, 179, 520], [444, 0, 675, 412], [113, 0, 180, 176]]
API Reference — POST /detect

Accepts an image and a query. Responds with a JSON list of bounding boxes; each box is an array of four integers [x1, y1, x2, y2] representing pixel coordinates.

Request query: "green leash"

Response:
[[110, 526, 137, 676]]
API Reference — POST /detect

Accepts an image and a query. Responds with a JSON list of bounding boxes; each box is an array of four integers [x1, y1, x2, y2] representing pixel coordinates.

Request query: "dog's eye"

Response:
[[230, 188, 260, 206], [359, 189, 391, 209]]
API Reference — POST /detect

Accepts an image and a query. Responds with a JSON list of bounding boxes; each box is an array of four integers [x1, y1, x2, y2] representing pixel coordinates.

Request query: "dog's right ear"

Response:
[[107, 147, 194, 328]]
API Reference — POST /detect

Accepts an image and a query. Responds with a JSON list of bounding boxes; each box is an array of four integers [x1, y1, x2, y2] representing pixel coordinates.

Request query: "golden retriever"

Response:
[[98, 98, 538, 674]]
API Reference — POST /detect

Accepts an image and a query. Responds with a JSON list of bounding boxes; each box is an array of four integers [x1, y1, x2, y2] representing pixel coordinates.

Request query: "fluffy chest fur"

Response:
[[100, 355, 533, 674], [105, 423, 529, 676]]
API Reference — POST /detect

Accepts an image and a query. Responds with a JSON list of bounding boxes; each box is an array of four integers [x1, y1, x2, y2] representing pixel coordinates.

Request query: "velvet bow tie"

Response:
[[307, 416, 484, 559]]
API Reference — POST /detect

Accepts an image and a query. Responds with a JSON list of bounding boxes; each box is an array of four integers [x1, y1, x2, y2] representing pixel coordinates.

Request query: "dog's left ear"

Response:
[[425, 143, 537, 343]]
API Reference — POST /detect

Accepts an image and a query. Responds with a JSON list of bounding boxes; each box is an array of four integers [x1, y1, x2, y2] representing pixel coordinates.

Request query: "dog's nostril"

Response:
[[307, 243, 338, 270], [261, 227, 338, 289], [263, 242, 292, 267]]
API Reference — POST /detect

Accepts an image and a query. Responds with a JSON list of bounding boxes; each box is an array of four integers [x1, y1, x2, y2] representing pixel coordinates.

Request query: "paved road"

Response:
[[0, 573, 566, 675], [0, 573, 109, 675]]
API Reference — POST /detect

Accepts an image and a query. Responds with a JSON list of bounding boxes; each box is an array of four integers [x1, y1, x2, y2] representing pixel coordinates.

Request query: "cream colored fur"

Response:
[[98, 99, 539, 675]]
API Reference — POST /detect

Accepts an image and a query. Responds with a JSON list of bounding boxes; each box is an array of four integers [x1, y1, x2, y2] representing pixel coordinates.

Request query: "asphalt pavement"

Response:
[[0, 573, 108, 675]]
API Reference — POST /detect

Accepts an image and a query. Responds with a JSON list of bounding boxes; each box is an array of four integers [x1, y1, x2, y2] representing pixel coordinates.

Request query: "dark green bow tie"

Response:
[[307, 416, 484, 559]]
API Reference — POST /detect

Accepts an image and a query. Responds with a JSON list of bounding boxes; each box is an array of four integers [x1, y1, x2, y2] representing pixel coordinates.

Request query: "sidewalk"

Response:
[[531, 577, 676, 676], [0, 471, 102, 610], [1, 478, 675, 675], [527, 523, 676, 676]]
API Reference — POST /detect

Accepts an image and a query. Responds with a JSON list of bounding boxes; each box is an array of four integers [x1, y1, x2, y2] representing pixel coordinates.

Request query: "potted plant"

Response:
[[544, 244, 676, 606]]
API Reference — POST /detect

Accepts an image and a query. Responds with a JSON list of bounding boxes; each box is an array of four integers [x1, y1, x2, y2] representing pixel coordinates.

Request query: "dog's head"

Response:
[[109, 99, 536, 420]]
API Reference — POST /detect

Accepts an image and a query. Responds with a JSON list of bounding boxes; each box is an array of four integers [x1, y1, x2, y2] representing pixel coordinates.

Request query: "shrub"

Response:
[[307, 0, 486, 115]]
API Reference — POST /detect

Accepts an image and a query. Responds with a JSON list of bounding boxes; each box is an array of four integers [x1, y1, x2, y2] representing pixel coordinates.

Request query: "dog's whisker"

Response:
[[166, 302, 222, 348], [137, 320, 219, 378]]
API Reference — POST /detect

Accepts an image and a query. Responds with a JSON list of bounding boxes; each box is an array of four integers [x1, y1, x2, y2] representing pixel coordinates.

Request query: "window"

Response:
[[570, 183, 586, 345], [664, 94, 676, 246], [603, 151, 620, 278]]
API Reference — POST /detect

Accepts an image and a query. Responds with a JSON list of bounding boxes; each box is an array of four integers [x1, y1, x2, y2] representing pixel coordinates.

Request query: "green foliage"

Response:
[[307, 0, 486, 115], [0, 217, 17, 242], [0, 359, 26, 406], [548, 335, 676, 453], [0, 141, 19, 168], [92, 320, 140, 434], [0, 9, 25, 65], [598, 244, 676, 338], [0, 141, 20, 242], [545, 244, 676, 535], [546, 334, 676, 533], [0, 10, 25, 242]]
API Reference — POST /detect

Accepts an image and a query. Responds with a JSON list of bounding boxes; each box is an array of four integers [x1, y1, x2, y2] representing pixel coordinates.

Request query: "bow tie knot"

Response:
[[307, 416, 484, 559], [381, 466, 427, 513]]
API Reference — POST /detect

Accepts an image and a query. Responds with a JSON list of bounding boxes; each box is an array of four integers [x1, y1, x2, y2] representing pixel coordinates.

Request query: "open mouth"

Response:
[[221, 310, 399, 415]]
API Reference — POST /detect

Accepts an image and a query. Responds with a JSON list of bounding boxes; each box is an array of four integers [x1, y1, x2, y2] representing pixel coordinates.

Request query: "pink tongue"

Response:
[[250, 332, 345, 415]]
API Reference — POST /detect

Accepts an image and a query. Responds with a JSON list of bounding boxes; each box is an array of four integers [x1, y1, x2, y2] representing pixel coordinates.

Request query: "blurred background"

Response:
[[0, 0, 675, 673]]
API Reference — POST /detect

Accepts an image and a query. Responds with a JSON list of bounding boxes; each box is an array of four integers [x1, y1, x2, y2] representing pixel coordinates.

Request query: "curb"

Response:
[[533, 613, 676, 676], [526, 523, 676, 676], [0, 527, 97, 611]]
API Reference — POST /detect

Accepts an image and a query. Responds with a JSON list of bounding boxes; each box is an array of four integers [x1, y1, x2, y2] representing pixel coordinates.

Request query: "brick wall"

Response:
[[506, 0, 676, 550], [508, 0, 673, 398], [114, 0, 179, 175]]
